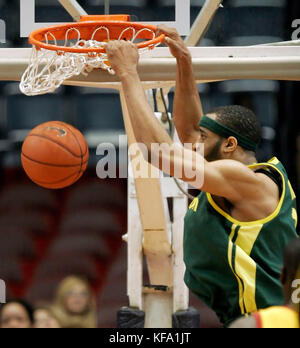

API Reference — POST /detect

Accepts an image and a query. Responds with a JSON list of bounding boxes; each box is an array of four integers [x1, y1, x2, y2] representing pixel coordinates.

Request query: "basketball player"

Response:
[[106, 26, 298, 326], [229, 238, 300, 328]]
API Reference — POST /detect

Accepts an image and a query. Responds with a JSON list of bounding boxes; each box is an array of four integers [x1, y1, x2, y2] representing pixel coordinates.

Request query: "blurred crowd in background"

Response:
[[0, 276, 97, 328]]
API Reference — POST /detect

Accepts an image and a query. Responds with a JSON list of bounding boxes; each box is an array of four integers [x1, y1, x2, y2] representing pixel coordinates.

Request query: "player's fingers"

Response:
[[165, 37, 179, 48], [118, 40, 136, 49], [107, 40, 118, 48], [129, 41, 137, 48], [107, 40, 125, 53], [106, 41, 116, 54], [105, 41, 113, 53], [157, 25, 179, 39]]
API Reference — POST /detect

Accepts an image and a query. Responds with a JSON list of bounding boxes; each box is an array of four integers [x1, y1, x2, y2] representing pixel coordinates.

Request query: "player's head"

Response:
[[0, 299, 34, 329], [281, 238, 300, 304], [199, 105, 262, 162]]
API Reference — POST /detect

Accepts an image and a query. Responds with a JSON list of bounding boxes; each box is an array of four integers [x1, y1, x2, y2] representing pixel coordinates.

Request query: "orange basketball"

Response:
[[21, 121, 89, 189]]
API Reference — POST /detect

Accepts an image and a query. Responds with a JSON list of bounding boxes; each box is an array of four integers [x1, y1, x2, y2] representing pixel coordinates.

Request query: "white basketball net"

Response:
[[20, 26, 157, 96]]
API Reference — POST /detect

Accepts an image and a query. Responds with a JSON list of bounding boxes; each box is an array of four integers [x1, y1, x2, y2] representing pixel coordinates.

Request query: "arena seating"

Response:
[[97, 246, 128, 328], [223, 0, 287, 45], [3, 83, 66, 143], [72, 88, 125, 133], [0, 257, 23, 284], [0, 166, 127, 314]]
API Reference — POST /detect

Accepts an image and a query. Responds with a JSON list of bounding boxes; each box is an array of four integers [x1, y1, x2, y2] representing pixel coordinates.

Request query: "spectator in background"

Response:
[[0, 300, 34, 329], [34, 305, 62, 329], [52, 276, 97, 329]]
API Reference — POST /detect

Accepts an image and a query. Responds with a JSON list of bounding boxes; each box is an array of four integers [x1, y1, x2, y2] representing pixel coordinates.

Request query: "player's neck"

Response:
[[232, 151, 257, 166]]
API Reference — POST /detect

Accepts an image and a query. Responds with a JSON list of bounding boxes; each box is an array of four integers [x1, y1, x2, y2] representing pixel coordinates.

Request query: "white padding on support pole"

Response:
[[127, 165, 143, 310], [3, 47, 300, 85]]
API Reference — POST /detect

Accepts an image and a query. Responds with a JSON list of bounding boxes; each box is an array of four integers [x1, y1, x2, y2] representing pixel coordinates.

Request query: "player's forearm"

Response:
[[120, 71, 207, 188], [173, 56, 204, 145], [120, 71, 173, 152]]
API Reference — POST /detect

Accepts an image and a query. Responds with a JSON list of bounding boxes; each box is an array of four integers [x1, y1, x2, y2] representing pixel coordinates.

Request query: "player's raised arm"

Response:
[[106, 41, 268, 204], [157, 26, 203, 148], [106, 41, 174, 149]]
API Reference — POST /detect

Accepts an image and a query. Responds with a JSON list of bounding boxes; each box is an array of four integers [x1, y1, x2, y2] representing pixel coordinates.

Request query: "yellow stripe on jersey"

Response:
[[234, 247, 258, 313], [228, 224, 260, 315], [235, 224, 263, 256], [226, 220, 263, 316], [228, 225, 245, 315], [229, 224, 237, 242]]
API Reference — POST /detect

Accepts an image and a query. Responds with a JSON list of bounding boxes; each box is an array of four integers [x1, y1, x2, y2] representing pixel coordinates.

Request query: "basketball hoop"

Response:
[[20, 15, 165, 96]]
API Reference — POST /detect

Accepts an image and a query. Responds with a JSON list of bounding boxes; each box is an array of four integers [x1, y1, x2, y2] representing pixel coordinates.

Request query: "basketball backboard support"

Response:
[[1, 0, 300, 86], [20, 0, 191, 38], [1, 46, 300, 89]]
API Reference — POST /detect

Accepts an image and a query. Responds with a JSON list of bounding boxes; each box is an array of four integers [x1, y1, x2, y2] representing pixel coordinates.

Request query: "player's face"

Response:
[[204, 137, 223, 162], [0, 303, 32, 329], [198, 113, 226, 162]]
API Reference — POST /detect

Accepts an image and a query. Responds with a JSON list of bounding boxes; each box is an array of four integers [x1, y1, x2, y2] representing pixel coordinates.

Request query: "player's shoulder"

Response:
[[209, 159, 259, 176]]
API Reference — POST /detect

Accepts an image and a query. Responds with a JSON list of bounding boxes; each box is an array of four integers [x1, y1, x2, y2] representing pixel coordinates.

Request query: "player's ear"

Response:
[[223, 136, 238, 153]]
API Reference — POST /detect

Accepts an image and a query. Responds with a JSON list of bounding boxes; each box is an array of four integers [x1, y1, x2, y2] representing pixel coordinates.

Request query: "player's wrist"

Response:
[[118, 68, 139, 81], [176, 52, 192, 64]]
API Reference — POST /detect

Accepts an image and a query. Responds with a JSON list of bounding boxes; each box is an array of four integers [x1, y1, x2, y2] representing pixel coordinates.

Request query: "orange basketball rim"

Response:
[[29, 14, 165, 54], [20, 14, 165, 96]]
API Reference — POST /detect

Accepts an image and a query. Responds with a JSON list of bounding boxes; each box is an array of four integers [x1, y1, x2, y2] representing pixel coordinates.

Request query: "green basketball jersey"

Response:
[[184, 157, 298, 326]]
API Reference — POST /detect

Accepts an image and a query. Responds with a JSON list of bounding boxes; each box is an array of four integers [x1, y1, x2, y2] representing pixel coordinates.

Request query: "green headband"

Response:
[[199, 115, 257, 152]]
